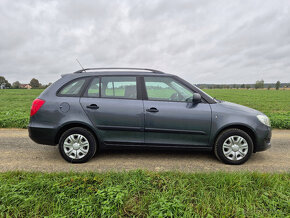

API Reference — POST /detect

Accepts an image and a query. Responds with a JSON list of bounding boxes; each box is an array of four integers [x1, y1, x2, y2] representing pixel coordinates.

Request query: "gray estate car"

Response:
[[28, 68, 271, 164]]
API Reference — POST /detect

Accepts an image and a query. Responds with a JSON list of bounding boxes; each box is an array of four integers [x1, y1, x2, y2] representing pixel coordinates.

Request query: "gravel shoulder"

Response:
[[0, 129, 289, 172]]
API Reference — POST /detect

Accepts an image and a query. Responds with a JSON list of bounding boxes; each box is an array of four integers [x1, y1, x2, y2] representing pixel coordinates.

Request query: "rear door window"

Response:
[[101, 76, 137, 99]]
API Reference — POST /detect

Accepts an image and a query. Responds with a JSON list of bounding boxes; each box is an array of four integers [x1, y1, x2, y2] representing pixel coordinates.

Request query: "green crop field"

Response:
[[0, 89, 43, 128], [0, 89, 289, 128], [0, 171, 289, 217]]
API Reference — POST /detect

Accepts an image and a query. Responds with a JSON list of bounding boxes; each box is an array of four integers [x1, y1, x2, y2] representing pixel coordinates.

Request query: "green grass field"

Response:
[[0, 89, 43, 128], [0, 171, 289, 217], [0, 89, 289, 128]]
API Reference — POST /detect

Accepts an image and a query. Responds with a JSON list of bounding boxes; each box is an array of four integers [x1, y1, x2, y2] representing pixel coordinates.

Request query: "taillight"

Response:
[[30, 99, 46, 117]]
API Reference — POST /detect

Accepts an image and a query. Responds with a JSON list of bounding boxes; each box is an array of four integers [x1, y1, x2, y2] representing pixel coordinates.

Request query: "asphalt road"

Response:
[[0, 129, 289, 172]]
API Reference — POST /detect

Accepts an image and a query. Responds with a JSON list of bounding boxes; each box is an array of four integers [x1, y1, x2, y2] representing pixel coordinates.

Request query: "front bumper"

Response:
[[254, 126, 272, 152]]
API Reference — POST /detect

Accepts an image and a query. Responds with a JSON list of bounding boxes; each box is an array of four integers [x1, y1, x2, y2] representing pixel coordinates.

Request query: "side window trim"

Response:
[[137, 76, 145, 100], [99, 76, 102, 98], [140, 76, 148, 100]]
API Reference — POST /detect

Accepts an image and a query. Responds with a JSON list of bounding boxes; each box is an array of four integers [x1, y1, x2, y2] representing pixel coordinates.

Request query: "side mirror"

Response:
[[192, 93, 201, 103], [186, 93, 201, 103]]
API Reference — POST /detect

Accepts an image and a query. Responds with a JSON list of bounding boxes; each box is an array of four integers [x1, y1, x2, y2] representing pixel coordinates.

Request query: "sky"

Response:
[[0, 0, 289, 84]]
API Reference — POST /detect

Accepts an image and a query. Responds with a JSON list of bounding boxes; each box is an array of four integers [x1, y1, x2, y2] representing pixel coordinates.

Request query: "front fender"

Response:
[[209, 103, 259, 146]]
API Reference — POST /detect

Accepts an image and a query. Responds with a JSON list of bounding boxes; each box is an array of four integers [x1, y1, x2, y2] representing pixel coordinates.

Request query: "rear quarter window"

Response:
[[58, 78, 86, 96]]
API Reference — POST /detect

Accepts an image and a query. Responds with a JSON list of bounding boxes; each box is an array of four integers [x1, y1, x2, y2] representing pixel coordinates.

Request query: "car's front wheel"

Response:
[[59, 127, 97, 163], [214, 128, 253, 165]]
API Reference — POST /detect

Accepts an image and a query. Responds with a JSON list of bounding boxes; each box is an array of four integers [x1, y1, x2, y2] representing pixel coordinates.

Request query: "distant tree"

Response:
[[12, 81, 21, 89], [260, 80, 264, 88], [41, 82, 52, 89], [246, 84, 251, 89], [0, 76, 11, 89], [255, 80, 264, 89], [233, 84, 237, 89], [267, 85, 271, 90], [275, 81, 281, 90], [241, 84, 245, 88], [30, 78, 40, 88], [0, 76, 6, 85]]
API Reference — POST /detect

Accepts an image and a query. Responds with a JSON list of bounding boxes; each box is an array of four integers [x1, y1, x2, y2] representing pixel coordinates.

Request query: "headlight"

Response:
[[257, 115, 271, 127]]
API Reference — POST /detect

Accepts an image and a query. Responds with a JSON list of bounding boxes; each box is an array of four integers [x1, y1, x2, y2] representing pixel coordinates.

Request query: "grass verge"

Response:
[[0, 171, 289, 217]]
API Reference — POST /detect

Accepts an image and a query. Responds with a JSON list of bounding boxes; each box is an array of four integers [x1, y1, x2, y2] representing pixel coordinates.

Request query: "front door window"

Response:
[[144, 77, 194, 102]]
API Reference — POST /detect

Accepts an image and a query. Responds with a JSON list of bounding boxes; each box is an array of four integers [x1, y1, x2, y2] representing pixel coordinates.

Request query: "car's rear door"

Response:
[[143, 76, 211, 147], [80, 76, 144, 145]]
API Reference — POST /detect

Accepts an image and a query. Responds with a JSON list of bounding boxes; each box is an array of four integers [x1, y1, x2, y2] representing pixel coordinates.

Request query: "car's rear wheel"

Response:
[[59, 127, 97, 163], [214, 128, 253, 165]]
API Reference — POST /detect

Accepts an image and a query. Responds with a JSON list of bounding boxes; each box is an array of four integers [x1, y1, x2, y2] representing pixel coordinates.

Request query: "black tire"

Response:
[[214, 128, 253, 165], [59, 127, 97, 163]]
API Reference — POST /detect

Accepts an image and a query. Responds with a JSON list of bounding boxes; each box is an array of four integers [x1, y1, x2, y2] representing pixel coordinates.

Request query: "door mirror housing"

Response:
[[187, 93, 201, 104]]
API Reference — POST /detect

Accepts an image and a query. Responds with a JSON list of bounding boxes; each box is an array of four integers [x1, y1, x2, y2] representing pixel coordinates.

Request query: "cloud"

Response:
[[0, 0, 289, 84]]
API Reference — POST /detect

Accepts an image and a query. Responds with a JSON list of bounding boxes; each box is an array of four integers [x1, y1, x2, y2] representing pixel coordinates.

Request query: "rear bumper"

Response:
[[254, 126, 272, 152], [28, 126, 57, 146]]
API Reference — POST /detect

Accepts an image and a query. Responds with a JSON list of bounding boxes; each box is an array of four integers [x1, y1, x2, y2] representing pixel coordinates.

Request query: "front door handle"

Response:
[[146, 107, 159, 113], [86, 104, 99, 109]]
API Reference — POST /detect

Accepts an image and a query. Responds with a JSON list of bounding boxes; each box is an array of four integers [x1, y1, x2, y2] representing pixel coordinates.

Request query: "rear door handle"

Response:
[[86, 104, 99, 109], [146, 107, 159, 113]]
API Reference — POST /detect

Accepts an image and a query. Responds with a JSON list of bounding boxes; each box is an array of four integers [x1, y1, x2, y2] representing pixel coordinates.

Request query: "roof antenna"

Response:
[[76, 58, 86, 72]]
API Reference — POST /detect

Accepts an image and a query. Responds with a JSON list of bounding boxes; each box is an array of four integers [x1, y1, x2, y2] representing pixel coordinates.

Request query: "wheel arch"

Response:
[[213, 124, 257, 152], [55, 121, 100, 146]]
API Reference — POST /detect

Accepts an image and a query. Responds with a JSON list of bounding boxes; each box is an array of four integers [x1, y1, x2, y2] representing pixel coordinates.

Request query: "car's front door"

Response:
[[80, 76, 144, 145], [143, 76, 211, 147]]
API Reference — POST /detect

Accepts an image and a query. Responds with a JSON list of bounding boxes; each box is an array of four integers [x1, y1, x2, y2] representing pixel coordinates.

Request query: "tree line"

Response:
[[0, 76, 51, 89], [198, 80, 284, 90], [0, 75, 286, 90]]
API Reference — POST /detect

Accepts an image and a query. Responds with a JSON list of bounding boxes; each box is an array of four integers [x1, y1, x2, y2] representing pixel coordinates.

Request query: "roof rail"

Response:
[[73, 67, 165, 74]]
